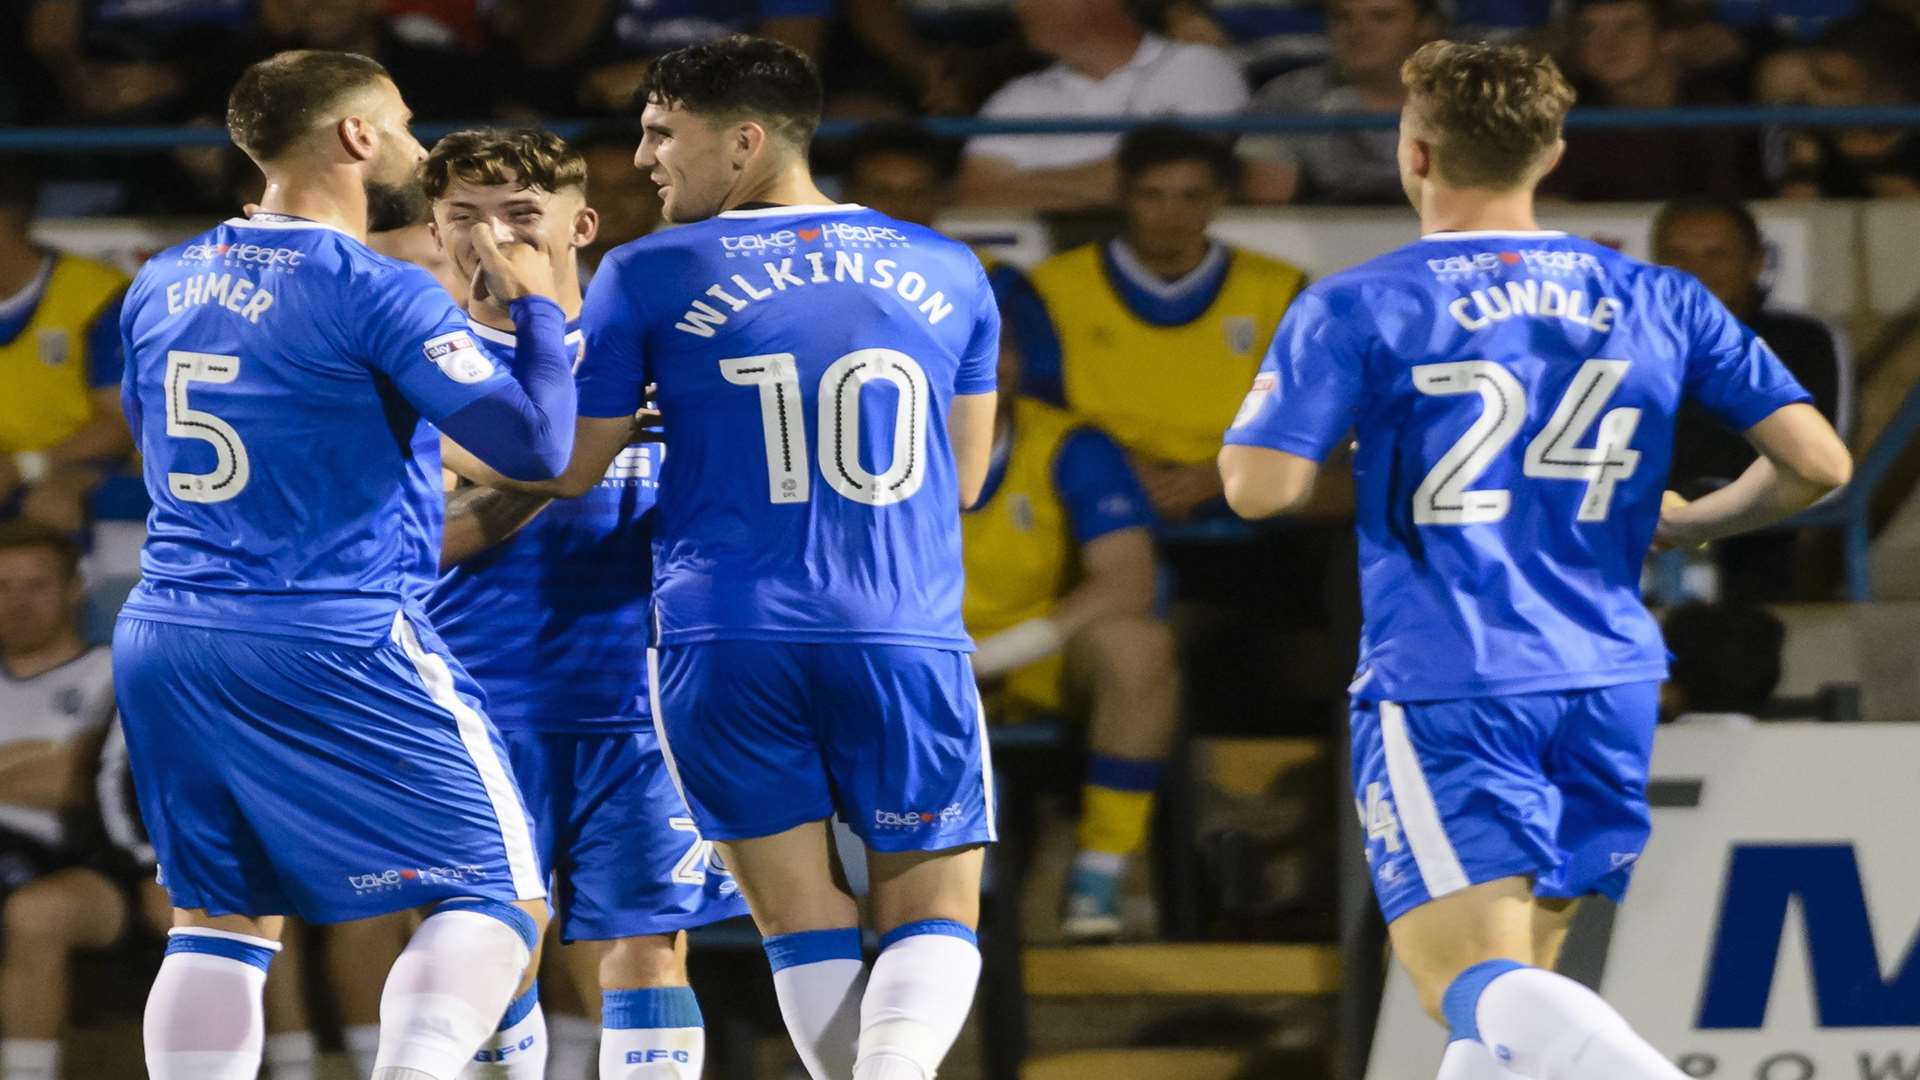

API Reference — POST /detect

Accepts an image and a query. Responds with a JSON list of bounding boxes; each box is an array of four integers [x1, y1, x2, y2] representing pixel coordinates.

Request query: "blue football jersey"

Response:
[[119, 214, 522, 645], [576, 204, 1000, 649], [427, 321, 660, 731], [1226, 230, 1812, 702]]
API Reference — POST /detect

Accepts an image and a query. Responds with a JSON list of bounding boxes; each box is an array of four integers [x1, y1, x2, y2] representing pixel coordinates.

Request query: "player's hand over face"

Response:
[[467, 225, 558, 306]]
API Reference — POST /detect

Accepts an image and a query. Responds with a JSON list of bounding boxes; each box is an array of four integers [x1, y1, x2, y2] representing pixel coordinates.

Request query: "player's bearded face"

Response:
[[638, 101, 736, 224], [364, 96, 429, 233]]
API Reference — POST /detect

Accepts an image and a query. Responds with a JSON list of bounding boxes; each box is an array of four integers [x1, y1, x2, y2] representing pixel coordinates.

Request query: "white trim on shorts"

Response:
[[391, 612, 545, 901], [645, 647, 691, 809], [1378, 700, 1469, 899], [973, 688, 998, 842]]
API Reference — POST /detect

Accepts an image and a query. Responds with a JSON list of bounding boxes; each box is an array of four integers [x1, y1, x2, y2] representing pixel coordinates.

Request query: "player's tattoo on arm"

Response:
[[440, 483, 553, 569]]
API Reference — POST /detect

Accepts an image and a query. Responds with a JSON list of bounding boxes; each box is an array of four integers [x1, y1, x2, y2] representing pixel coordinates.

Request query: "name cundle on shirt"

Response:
[[1429, 248, 1625, 334], [674, 221, 957, 338]]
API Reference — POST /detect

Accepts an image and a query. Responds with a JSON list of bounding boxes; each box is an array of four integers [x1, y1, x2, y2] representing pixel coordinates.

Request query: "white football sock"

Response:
[[1438, 1038, 1525, 1079], [852, 922, 982, 1080], [547, 1012, 597, 1080], [264, 1030, 319, 1080], [0, 1038, 60, 1080], [344, 1024, 383, 1077], [599, 986, 704, 1079], [375, 905, 535, 1080], [763, 928, 866, 1080], [145, 928, 280, 1080], [461, 987, 547, 1078], [1449, 962, 1687, 1080]]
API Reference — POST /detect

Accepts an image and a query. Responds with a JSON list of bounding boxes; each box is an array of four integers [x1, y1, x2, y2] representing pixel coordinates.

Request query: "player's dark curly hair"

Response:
[[228, 50, 391, 163], [1653, 196, 1763, 256], [638, 35, 823, 151], [422, 129, 588, 201], [1117, 124, 1239, 189]]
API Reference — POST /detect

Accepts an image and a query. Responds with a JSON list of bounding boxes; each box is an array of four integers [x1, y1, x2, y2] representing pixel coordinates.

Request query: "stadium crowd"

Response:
[[0, 3, 1906, 1079]]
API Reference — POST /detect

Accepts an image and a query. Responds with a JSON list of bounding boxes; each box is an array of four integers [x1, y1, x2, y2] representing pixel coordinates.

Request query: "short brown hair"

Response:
[[228, 50, 392, 163], [1401, 40, 1576, 190], [0, 522, 82, 581], [421, 129, 589, 201]]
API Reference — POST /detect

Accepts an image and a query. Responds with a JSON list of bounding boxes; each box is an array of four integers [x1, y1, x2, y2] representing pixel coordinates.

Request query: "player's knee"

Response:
[[1081, 616, 1178, 699], [601, 934, 686, 989], [3, 879, 76, 946]]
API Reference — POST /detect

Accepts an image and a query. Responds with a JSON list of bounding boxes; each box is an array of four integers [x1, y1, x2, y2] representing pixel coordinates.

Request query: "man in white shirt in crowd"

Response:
[[0, 523, 121, 1080], [956, 0, 1249, 208]]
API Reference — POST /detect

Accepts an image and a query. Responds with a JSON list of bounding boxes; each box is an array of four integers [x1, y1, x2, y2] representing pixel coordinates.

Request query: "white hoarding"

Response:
[[1369, 724, 1920, 1080]]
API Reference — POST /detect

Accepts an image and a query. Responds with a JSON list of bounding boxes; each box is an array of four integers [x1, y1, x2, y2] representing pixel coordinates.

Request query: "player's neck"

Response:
[[1417, 186, 1543, 236], [1, 633, 86, 681], [1119, 234, 1211, 282], [252, 172, 369, 242], [724, 164, 833, 214]]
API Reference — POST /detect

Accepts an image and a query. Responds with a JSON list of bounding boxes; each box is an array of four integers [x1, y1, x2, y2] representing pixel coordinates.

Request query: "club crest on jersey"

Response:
[[1009, 493, 1035, 531], [1222, 316, 1256, 355], [422, 331, 493, 384], [36, 328, 70, 366]]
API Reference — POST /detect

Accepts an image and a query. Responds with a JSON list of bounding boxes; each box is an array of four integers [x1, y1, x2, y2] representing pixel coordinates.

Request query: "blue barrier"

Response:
[[5, 105, 1920, 152]]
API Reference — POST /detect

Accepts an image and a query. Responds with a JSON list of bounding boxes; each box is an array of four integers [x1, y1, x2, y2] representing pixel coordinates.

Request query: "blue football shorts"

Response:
[[112, 611, 545, 922], [503, 726, 748, 942], [1350, 680, 1661, 923], [651, 641, 996, 852]]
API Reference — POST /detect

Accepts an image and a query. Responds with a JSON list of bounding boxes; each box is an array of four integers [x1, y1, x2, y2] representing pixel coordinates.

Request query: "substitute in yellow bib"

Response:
[[964, 340, 1178, 942], [0, 160, 133, 533], [1020, 125, 1306, 520]]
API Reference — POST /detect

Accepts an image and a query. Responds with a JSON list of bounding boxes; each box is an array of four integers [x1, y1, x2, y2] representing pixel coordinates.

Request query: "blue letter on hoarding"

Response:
[[1698, 844, 1920, 1028]]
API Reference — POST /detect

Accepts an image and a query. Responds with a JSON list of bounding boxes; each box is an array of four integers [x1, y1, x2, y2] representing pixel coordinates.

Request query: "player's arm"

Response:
[[973, 429, 1158, 677], [1656, 403, 1851, 548], [951, 392, 997, 508], [1658, 276, 1853, 547], [1217, 291, 1360, 520], [440, 481, 553, 569]]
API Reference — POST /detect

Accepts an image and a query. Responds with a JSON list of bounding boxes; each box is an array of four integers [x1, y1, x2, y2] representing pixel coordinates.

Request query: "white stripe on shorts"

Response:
[[646, 647, 691, 809], [391, 612, 545, 901], [1378, 700, 1469, 899], [972, 688, 998, 842]]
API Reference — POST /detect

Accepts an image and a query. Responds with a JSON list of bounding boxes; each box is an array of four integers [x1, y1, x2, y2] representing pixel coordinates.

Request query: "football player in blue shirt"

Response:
[[114, 51, 578, 1080], [483, 37, 1000, 1080], [1219, 41, 1851, 1080], [420, 128, 749, 1080]]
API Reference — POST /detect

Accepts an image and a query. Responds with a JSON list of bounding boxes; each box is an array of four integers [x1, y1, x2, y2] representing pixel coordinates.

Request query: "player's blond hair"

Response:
[[421, 129, 589, 201], [1400, 41, 1576, 190]]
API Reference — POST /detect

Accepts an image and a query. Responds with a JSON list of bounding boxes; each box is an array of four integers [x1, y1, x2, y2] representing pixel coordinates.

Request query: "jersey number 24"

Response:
[[1412, 358, 1641, 526]]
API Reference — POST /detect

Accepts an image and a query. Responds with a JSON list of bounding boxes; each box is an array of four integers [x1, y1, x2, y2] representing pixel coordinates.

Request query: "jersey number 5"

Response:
[[1411, 359, 1641, 526], [721, 349, 931, 507], [164, 350, 252, 504]]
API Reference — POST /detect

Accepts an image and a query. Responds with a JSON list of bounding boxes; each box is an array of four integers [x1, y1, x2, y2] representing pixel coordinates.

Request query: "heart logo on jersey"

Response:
[[798, 228, 821, 242]]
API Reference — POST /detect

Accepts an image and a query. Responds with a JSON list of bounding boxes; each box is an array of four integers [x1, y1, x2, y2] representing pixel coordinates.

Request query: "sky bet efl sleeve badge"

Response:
[[422, 330, 493, 384]]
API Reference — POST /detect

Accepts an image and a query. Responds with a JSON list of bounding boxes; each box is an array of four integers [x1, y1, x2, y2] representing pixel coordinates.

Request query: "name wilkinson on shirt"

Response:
[[676, 250, 958, 338]]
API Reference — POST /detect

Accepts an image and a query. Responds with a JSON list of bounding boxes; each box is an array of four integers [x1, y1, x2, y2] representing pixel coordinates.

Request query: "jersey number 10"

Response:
[[1412, 358, 1642, 526], [721, 349, 932, 507]]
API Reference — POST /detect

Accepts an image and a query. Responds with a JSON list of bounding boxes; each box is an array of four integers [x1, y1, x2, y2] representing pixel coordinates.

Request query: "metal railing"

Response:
[[4, 104, 1920, 152]]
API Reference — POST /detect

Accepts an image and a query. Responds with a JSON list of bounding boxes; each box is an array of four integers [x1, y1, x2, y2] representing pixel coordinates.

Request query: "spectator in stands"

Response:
[[1659, 601, 1786, 727], [574, 123, 662, 280], [1770, 12, 1920, 198], [1019, 126, 1306, 521], [1655, 196, 1851, 600], [1161, 0, 1332, 87], [23, 0, 245, 122], [0, 157, 133, 536], [490, 0, 832, 116], [1542, 0, 1762, 200], [835, 0, 1033, 116], [955, 0, 1250, 209], [842, 122, 961, 229], [0, 524, 121, 1080], [964, 333, 1178, 942], [1239, 0, 1442, 204]]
